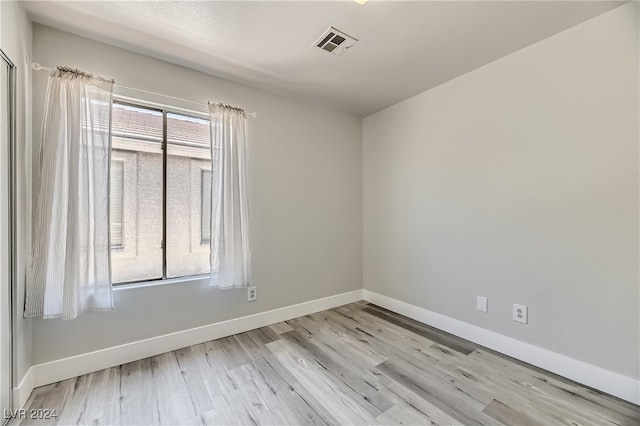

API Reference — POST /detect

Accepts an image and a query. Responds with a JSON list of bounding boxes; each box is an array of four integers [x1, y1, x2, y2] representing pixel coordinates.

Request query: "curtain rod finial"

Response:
[[32, 62, 42, 71]]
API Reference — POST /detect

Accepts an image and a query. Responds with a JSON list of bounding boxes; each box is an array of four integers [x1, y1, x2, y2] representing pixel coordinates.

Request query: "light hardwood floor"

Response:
[[17, 302, 640, 425]]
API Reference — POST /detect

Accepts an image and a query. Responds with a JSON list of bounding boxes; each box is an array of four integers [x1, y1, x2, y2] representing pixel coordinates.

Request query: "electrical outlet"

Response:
[[513, 303, 527, 324], [476, 296, 488, 313], [247, 286, 257, 302]]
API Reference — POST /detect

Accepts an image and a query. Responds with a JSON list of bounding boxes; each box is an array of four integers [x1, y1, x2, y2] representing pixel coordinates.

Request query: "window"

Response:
[[110, 101, 212, 284]]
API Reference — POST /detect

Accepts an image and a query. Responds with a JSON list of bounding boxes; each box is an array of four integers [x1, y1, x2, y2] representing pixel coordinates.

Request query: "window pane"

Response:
[[201, 170, 212, 243], [110, 103, 163, 283], [166, 112, 212, 278], [110, 160, 124, 247]]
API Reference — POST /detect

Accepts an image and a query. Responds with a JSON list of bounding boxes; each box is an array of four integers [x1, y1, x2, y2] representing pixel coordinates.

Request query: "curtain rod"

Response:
[[32, 62, 258, 118]]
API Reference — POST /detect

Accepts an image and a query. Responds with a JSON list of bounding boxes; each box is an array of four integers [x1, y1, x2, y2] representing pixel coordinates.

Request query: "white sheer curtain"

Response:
[[25, 67, 115, 320], [208, 103, 252, 289]]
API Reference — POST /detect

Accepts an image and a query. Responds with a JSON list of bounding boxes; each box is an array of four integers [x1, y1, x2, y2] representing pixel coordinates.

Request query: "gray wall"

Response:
[[363, 3, 639, 379], [31, 24, 362, 364], [0, 1, 32, 388]]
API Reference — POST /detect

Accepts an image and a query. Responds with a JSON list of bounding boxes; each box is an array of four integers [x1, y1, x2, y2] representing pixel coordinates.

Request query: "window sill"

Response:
[[113, 274, 210, 291]]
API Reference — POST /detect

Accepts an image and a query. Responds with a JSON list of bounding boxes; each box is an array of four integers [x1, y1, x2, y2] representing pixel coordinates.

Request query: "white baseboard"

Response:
[[363, 290, 640, 405], [22, 289, 363, 402], [13, 366, 35, 409]]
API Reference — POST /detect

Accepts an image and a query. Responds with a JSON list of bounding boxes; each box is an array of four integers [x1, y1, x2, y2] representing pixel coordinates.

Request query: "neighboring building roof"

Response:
[[112, 103, 210, 147]]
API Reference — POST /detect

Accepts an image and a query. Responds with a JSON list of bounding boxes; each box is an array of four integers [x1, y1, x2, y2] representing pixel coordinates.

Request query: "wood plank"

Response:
[[208, 336, 252, 370], [266, 338, 374, 425], [254, 325, 281, 342], [119, 358, 161, 426], [42, 375, 91, 426], [232, 332, 270, 361], [229, 363, 301, 425], [328, 309, 437, 363], [198, 340, 241, 395], [177, 343, 233, 400], [77, 366, 121, 425], [376, 360, 502, 425], [151, 352, 198, 425], [376, 404, 443, 426], [483, 399, 540, 426], [173, 346, 219, 415], [372, 373, 464, 426], [269, 321, 294, 335], [280, 329, 394, 417], [199, 391, 259, 426], [22, 379, 76, 426], [362, 306, 477, 355], [256, 355, 338, 425], [309, 320, 388, 366]]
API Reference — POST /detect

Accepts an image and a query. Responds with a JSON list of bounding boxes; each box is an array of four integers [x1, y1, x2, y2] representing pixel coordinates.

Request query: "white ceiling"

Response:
[[22, 1, 624, 116]]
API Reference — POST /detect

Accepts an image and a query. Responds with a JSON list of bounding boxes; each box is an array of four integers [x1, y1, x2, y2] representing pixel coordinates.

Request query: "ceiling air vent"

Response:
[[313, 27, 358, 56]]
